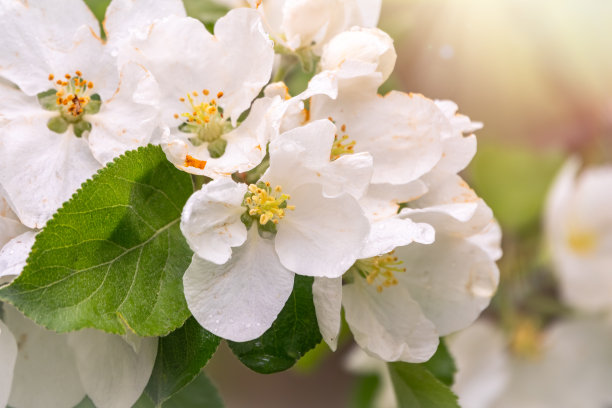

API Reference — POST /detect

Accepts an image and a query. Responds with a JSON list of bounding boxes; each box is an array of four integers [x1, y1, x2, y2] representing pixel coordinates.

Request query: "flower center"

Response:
[[38, 71, 101, 137], [567, 227, 598, 255], [243, 182, 295, 227], [330, 123, 356, 160], [354, 251, 405, 292], [510, 319, 543, 360], [176, 90, 232, 158]]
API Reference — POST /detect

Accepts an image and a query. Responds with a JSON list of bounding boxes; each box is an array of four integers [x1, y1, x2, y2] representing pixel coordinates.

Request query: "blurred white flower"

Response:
[[449, 318, 612, 408], [0, 305, 157, 408], [545, 158, 612, 313]]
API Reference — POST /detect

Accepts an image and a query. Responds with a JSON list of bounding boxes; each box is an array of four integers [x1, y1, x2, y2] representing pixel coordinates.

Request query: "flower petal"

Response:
[[275, 183, 369, 278], [312, 277, 342, 351], [180, 178, 248, 264], [343, 277, 439, 362], [88, 62, 160, 165], [0, 231, 37, 285], [395, 234, 500, 336], [361, 217, 434, 259], [4, 305, 85, 408], [68, 329, 158, 408], [0, 120, 101, 229], [183, 229, 294, 342], [0, 0, 100, 95], [103, 0, 186, 54], [311, 91, 446, 185]]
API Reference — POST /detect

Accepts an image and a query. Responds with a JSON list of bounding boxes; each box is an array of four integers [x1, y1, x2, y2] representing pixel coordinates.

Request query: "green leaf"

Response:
[[183, 0, 229, 26], [388, 362, 460, 408], [350, 374, 381, 408], [84, 93, 102, 115], [0, 145, 193, 336], [420, 339, 456, 387], [146, 317, 221, 405], [72, 397, 96, 408], [134, 372, 224, 408], [228, 275, 322, 374]]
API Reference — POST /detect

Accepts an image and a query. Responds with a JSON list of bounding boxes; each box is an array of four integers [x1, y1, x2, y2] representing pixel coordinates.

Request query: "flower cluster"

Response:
[[0, 0, 500, 406]]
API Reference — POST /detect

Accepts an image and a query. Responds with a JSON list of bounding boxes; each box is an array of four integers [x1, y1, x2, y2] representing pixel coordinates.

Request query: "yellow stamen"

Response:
[[244, 184, 294, 226], [356, 252, 405, 292], [330, 127, 356, 160]]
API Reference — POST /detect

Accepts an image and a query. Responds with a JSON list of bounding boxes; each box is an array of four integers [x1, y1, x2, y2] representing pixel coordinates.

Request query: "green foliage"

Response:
[[469, 144, 564, 234], [388, 362, 460, 408], [228, 276, 322, 374], [146, 317, 221, 405], [421, 339, 456, 387], [134, 372, 224, 408], [0, 146, 194, 336], [183, 0, 230, 32], [350, 374, 381, 408], [83, 0, 111, 38]]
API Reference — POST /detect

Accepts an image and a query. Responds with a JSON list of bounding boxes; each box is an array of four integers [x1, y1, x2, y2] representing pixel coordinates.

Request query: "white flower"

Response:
[[181, 119, 371, 341], [0, 305, 157, 408], [449, 318, 612, 408], [447, 321, 510, 408], [124, 9, 282, 178], [545, 158, 612, 313], [248, 0, 382, 56], [0, 0, 181, 228], [313, 176, 500, 362]]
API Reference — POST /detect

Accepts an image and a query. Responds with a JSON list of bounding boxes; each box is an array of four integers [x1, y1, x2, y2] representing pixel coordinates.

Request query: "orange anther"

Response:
[[64, 74, 71, 79], [48, 74, 54, 81], [173, 113, 179, 119], [217, 91, 224, 98], [88, 81, 93, 88], [179, 97, 185, 102], [184, 155, 207, 170], [203, 89, 210, 96], [341, 124, 346, 132], [75, 70, 82, 76], [192, 91, 198, 96]]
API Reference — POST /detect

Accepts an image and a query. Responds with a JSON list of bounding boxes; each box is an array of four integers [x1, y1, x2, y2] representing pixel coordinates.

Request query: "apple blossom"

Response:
[[181, 119, 371, 341]]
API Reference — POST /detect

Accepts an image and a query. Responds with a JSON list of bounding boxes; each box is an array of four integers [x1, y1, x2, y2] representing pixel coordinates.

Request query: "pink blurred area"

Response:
[[382, 0, 612, 158]]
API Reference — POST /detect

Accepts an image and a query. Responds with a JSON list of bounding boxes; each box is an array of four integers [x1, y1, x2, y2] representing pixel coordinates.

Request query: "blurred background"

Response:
[[85, 0, 612, 406]]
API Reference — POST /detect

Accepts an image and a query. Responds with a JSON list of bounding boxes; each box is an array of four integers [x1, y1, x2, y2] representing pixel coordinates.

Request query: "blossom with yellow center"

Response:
[[243, 182, 295, 226], [354, 251, 405, 292], [330, 123, 356, 160]]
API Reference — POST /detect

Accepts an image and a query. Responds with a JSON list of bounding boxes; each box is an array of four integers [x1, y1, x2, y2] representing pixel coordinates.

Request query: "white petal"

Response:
[[447, 321, 509, 408], [129, 10, 273, 126], [361, 217, 434, 259], [4, 305, 85, 408], [312, 277, 342, 351], [0, 80, 44, 124], [103, 0, 186, 54], [343, 277, 439, 362], [88, 62, 160, 164], [0, 320, 17, 408], [275, 183, 369, 278], [180, 178, 248, 264], [267, 119, 373, 198], [0, 120, 101, 229], [400, 175, 493, 238], [395, 234, 499, 336], [163, 96, 281, 177], [0, 0, 100, 95], [0, 231, 37, 285], [321, 27, 396, 84], [0, 214, 28, 251], [468, 220, 503, 262], [68, 330, 158, 408], [183, 229, 294, 342], [424, 134, 477, 186], [311, 91, 446, 185], [359, 181, 429, 222], [280, 0, 346, 52]]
